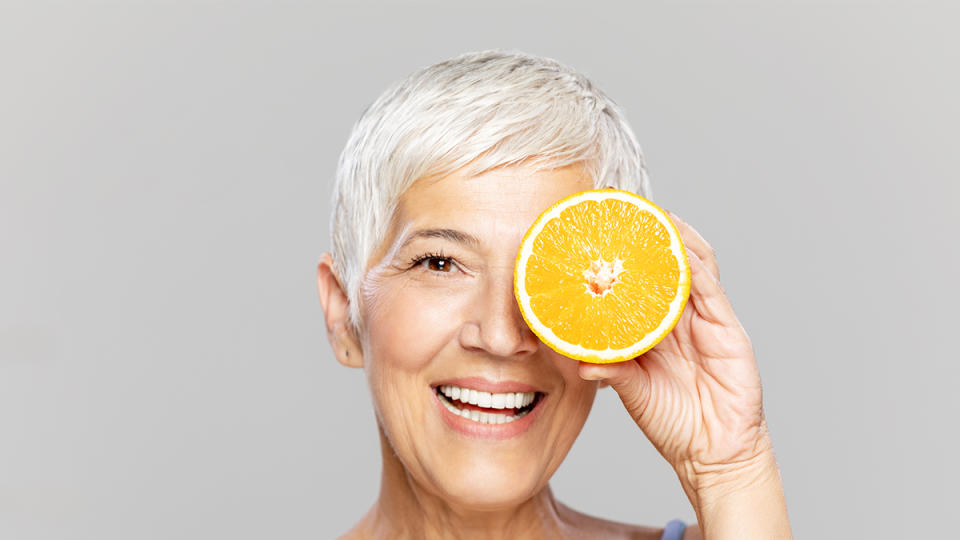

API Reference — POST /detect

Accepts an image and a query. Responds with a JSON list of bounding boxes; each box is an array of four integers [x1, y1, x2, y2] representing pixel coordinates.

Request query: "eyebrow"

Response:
[[399, 228, 481, 249]]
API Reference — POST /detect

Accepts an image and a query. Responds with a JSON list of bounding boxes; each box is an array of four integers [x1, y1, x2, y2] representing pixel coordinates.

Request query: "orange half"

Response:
[[514, 189, 690, 363]]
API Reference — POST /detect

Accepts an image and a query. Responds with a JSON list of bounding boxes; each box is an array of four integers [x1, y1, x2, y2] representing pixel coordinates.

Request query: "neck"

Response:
[[359, 426, 569, 540]]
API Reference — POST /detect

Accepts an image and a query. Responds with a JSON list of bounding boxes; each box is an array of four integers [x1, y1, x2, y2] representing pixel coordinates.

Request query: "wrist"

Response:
[[672, 416, 775, 496], [676, 447, 792, 539], [677, 443, 779, 505]]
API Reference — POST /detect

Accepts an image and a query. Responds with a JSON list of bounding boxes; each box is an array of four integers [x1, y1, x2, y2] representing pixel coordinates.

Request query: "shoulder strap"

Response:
[[660, 519, 686, 540]]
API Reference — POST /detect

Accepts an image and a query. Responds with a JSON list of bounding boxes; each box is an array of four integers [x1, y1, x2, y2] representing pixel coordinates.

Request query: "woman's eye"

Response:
[[424, 257, 453, 272], [407, 253, 463, 276]]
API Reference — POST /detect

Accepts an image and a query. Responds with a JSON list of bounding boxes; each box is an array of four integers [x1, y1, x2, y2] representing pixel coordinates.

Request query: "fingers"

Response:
[[664, 210, 738, 327], [667, 211, 719, 280], [686, 247, 738, 327], [579, 359, 651, 417]]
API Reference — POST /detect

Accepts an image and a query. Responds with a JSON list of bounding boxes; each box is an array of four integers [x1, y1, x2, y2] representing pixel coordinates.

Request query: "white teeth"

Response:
[[437, 384, 540, 424], [477, 392, 492, 408], [439, 385, 537, 410]]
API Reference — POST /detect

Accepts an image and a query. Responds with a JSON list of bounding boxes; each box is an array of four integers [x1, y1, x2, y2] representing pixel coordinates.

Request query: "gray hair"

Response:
[[330, 49, 652, 333]]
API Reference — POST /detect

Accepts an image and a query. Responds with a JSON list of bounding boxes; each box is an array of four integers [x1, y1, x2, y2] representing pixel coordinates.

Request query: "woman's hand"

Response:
[[578, 212, 791, 539]]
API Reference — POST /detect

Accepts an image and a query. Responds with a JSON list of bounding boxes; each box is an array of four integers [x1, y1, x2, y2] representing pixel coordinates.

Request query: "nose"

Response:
[[458, 272, 540, 358]]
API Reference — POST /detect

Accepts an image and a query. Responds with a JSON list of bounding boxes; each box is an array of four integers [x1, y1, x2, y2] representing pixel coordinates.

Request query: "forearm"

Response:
[[678, 450, 792, 540]]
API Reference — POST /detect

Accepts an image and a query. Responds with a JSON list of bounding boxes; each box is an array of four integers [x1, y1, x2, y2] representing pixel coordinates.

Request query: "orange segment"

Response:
[[514, 189, 690, 363]]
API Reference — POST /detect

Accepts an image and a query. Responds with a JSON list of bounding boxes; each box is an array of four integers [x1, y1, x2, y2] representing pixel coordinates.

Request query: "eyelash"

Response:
[[407, 251, 460, 275]]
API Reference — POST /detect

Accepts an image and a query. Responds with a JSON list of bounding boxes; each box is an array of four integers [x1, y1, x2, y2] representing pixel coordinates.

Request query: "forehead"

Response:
[[394, 164, 594, 243]]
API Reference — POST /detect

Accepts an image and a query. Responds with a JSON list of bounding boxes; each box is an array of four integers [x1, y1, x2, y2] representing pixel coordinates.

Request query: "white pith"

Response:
[[583, 258, 624, 295], [437, 385, 538, 425], [516, 190, 690, 362]]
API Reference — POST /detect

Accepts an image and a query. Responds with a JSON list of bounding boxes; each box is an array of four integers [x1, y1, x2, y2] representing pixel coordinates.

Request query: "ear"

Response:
[[317, 253, 363, 368]]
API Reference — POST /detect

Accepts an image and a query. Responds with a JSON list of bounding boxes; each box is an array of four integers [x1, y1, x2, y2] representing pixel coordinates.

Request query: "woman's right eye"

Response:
[[407, 253, 459, 275], [423, 257, 454, 273]]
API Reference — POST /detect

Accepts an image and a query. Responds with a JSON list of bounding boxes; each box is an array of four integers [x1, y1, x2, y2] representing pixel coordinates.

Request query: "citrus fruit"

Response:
[[514, 189, 691, 364]]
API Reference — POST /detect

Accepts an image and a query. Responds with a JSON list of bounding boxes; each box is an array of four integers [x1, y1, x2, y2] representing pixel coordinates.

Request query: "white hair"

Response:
[[330, 49, 652, 334]]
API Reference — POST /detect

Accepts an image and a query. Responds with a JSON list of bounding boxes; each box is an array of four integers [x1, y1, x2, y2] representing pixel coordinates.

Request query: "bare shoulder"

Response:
[[556, 501, 697, 540], [334, 503, 702, 539]]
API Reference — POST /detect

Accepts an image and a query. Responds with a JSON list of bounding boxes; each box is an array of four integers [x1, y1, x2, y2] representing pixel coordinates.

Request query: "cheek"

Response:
[[554, 354, 600, 416], [363, 280, 469, 372]]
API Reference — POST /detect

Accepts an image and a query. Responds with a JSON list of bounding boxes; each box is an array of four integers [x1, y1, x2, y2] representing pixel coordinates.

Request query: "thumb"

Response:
[[579, 360, 651, 419]]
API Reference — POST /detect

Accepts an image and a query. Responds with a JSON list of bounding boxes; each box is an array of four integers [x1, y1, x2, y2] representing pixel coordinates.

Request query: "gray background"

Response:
[[2, 1, 957, 538]]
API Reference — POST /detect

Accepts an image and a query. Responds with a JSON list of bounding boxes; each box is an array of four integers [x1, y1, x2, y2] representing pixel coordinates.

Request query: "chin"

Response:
[[434, 454, 548, 511]]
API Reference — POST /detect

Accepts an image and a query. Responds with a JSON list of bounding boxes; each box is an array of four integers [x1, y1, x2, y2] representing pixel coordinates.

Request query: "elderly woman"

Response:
[[317, 50, 791, 539]]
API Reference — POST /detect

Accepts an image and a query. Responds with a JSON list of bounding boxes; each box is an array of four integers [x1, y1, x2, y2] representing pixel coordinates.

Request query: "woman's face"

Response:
[[357, 164, 600, 510]]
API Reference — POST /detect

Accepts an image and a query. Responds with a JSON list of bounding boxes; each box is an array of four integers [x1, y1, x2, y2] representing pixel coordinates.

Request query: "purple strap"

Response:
[[661, 519, 686, 540]]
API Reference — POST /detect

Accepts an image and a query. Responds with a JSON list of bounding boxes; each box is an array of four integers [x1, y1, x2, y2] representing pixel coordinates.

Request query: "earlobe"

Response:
[[317, 253, 364, 369], [330, 321, 364, 369]]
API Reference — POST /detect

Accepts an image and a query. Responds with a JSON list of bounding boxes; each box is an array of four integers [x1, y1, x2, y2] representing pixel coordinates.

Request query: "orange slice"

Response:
[[514, 189, 690, 363]]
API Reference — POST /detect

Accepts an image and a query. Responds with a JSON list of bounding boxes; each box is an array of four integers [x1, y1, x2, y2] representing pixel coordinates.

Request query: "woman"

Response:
[[317, 50, 792, 539]]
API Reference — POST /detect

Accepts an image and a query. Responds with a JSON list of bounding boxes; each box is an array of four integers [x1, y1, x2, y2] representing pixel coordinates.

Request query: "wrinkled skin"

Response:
[[318, 163, 789, 539]]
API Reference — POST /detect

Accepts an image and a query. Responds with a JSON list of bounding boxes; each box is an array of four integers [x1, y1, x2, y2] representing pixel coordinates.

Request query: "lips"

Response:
[[431, 378, 546, 433]]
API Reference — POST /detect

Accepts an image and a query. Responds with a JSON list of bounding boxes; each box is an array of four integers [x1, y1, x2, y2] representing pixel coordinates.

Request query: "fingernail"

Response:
[[579, 368, 605, 381]]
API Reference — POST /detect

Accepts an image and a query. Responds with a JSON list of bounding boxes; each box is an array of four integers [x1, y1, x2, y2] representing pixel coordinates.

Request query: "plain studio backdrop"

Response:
[[2, 1, 958, 538]]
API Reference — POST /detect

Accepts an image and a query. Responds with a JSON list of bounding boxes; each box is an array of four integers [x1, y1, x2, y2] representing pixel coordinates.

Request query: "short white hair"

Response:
[[330, 49, 652, 333]]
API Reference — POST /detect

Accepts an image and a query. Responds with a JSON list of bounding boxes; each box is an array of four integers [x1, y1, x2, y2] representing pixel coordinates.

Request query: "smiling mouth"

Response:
[[435, 385, 543, 424]]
